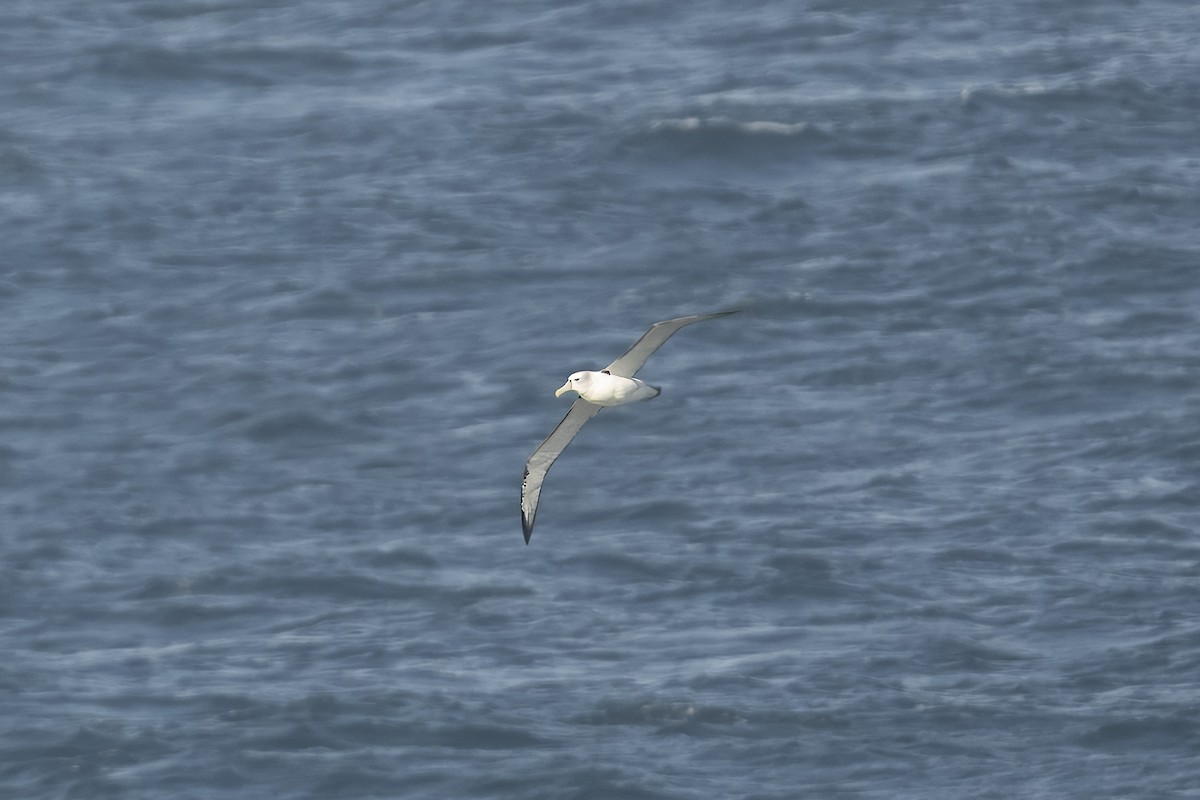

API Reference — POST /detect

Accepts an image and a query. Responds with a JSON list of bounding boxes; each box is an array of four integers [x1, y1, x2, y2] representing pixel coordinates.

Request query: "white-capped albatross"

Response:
[[521, 309, 739, 543]]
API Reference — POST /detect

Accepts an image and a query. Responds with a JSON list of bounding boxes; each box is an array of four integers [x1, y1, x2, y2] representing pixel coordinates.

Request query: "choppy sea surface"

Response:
[[3, 2, 1200, 798]]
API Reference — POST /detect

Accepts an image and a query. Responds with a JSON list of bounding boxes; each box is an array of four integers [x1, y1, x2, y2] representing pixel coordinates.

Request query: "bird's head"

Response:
[[555, 371, 592, 398]]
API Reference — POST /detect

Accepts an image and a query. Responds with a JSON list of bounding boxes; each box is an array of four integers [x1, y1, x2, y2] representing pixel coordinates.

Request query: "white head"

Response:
[[555, 371, 594, 398]]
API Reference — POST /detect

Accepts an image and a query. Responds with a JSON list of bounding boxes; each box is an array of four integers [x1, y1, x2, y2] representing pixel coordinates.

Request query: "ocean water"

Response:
[[3, 1, 1200, 798]]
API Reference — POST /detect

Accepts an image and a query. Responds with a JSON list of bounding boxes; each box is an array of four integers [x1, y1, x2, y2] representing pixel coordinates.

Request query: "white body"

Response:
[[555, 370, 660, 406]]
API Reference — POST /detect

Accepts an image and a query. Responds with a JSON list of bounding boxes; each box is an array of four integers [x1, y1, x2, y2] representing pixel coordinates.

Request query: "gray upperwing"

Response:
[[603, 309, 740, 378], [521, 398, 603, 543]]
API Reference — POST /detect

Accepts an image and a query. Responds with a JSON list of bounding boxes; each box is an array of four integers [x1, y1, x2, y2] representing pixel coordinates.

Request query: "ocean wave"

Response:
[[621, 116, 835, 163]]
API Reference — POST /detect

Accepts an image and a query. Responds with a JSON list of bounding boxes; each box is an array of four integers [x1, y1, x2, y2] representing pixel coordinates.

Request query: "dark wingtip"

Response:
[[522, 516, 532, 544]]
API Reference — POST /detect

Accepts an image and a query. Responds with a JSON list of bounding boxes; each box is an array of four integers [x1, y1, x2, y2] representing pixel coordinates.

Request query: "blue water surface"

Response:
[[2, 2, 1199, 798]]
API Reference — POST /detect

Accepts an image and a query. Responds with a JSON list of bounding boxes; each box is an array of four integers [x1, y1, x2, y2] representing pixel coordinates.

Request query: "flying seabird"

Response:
[[520, 310, 739, 543]]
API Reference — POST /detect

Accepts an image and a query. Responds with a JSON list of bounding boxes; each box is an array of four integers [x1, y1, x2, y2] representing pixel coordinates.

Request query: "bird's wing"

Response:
[[521, 398, 603, 543], [603, 309, 740, 378]]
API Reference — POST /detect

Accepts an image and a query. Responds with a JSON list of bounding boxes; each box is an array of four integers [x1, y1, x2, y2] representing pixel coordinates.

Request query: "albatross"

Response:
[[521, 310, 739, 543]]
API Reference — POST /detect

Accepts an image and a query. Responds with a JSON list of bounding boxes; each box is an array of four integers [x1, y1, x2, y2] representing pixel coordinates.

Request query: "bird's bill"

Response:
[[554, 381, 573, 398]]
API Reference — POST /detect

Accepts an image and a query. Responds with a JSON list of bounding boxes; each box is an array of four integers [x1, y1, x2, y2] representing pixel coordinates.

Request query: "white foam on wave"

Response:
[[648, 117, 819, 137]]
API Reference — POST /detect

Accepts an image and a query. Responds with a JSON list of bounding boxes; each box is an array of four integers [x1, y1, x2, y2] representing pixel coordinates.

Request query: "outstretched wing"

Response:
[[603, 309, 740, 378], [521, 398, 603, 543]]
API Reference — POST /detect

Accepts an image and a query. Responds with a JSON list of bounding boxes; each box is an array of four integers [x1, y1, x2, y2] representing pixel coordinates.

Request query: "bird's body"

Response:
[[521, 309, 739, 543], [555, 370, 660, 406]]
